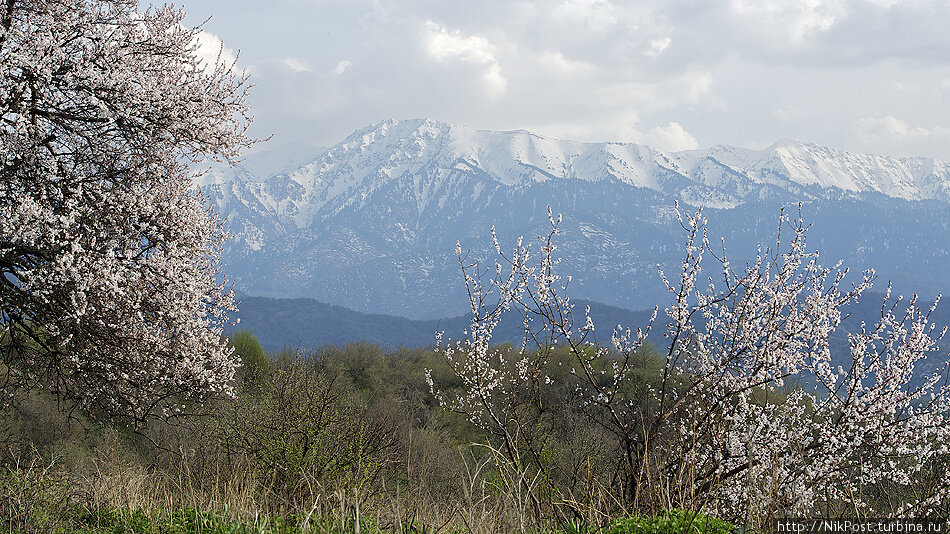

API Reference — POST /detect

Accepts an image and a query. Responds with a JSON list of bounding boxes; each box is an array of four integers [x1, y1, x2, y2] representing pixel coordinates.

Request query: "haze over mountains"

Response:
[[202, 118, 950, 320]]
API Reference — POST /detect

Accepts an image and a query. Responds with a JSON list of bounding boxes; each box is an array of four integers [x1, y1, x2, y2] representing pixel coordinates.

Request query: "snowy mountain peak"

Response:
[[201, 119, 950, 318], [210, 119, 950, 221], [675, 137, 950, 202]]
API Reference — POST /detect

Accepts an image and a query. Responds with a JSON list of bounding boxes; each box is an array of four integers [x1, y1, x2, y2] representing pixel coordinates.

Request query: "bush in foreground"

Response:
[[607, 509, 737, 534], [432, 206, 950, 527]]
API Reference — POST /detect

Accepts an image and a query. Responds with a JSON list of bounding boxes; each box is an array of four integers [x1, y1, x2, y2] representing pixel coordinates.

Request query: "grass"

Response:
[[15, 504, 739, 533], [32, 506, 300, 533], [0, 456, 738, 533]]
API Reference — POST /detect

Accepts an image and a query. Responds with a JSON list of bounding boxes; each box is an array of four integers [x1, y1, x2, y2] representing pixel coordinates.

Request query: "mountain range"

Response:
[[202, 118, 950, 319]]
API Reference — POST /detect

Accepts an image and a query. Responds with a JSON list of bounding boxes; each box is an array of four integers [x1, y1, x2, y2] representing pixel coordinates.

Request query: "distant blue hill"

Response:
[[232, 292, 950, 389], [231, 294, 655, 352]]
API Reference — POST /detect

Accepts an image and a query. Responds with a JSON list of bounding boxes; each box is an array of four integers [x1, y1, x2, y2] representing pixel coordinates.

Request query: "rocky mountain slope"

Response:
[[202, 119, 950, 319]]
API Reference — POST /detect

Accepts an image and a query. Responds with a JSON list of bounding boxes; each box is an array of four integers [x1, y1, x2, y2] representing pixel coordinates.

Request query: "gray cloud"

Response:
[[181, 0, 950, 159]]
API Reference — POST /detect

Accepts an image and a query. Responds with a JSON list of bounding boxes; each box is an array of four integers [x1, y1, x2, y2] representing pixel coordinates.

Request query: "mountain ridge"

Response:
[[235, 292, 948, 390], [234, 293, 655, 352], [202, 118, 950, 319]]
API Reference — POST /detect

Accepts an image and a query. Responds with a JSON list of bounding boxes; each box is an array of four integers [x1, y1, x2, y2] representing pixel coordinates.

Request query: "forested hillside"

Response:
[[233, 294, 655, 351]]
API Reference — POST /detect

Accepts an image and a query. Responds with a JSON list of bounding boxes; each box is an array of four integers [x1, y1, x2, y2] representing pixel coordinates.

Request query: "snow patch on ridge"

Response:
[[205, 119, 950, 236]]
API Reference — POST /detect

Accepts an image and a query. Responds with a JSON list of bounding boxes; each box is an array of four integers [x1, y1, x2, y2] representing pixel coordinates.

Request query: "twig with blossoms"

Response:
[[431, 203, 950, 524]]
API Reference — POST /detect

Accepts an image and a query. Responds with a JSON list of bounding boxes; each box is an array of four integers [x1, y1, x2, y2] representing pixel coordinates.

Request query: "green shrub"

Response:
[[0, 463, 76, 534], [607, 509, 738, 534], [213, 357, 399, 498], [230, 329, 270, 390]]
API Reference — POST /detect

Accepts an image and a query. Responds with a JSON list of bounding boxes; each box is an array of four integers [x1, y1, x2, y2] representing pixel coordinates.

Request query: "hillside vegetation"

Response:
[[0, 339, 722, 533], [0, 328, 946, 532]]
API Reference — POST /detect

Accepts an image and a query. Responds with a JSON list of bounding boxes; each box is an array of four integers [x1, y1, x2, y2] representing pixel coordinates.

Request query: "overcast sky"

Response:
[[182, 0, 950, 159]]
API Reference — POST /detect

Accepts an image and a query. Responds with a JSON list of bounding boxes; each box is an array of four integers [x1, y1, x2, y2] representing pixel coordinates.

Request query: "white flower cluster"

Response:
[[0, 0, 253, 421], [432, 204, 950, 519], [429, 224, 533, 432], [662, 207, 950, 518]]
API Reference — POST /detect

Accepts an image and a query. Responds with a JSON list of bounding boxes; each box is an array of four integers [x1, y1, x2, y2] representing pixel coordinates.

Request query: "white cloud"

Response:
[[730, 0, 847, 45], [685, 71, 715, 104], [639, 122, 700, 152], [773, 106, 802, 122], [856, 115, 950, 157], [644, 37, 671, 57], [858, 115, 946, 143], [332, 60, 353, 75], [424, 21, 507, 98], [280, 57, 312, 73], [192, 29, 239, 73], [894, 82, 920, 94], [609, 120, 699, 152], [552, 0, 618, 30], [858, 115, 927, 140], [862, 0, 901, 8], [539, 50, 593, 74]]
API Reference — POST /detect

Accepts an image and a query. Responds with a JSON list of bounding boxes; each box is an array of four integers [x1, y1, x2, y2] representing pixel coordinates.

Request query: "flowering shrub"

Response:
[[430, 206, 950, 524], [0, 0, 253, 421]]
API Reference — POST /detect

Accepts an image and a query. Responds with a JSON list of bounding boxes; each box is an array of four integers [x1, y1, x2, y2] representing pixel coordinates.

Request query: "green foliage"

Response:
[[6, 337, 942, 532], [70, 506, 300, 533], [211, 355, 399, 497], [230, 329, 270, 390], [607, 509, 738, 534], [561, 517, 597, 534], [0, 463, 75, 534]]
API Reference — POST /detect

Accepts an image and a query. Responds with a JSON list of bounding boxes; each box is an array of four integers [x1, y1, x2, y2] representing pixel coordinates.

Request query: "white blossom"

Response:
[[432, 204, 950, 520], [0, 0, 253, 422]]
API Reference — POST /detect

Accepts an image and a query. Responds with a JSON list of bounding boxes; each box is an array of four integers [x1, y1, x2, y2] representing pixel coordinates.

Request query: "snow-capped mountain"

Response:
[[202, 118, 950, 319]]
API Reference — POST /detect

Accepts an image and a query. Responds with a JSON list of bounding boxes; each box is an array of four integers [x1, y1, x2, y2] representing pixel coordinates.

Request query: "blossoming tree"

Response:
[[0, 0, 252, 422], [432, 206, 950, 523]]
